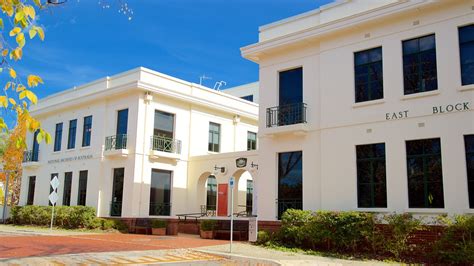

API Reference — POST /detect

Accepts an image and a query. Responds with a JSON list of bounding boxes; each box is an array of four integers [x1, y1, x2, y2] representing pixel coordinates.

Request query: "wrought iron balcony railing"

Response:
[[149, 202, 171, 216], [266, 103, 307, 128], [151, 136, 182, 154], [110, 201, 122, 217], [23, 150, 39, 163], [276, 199, 303, 220], [105, 134, 128, 151], [200, 205, 216, 217]]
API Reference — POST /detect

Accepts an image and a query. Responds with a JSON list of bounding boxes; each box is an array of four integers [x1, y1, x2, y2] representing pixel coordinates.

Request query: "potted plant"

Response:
[[200, 219, 216, 239], [151, 220, 167, 236]]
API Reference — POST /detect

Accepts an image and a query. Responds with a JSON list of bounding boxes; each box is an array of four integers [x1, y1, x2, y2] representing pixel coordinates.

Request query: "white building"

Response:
[[20, 67, 259, 218], [242, 0, 474, 221]]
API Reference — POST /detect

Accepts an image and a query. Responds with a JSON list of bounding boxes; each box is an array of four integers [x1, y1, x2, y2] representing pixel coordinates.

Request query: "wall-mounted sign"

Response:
[[236, 157, 247, 168], [48, 154, 93, 164]]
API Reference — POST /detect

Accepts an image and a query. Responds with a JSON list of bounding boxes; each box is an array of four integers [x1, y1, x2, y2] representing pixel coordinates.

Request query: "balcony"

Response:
[[149, 136, 182, 161], [22, 150, 40, 168], [104, 134, 128, 158], [265, 103, 308, 136]]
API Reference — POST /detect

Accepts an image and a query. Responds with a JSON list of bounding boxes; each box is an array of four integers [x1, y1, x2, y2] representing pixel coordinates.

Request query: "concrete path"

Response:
[[198, 243, 390, 266]]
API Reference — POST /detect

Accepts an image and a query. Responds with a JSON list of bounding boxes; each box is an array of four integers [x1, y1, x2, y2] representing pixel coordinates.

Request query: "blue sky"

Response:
[[3, 0, 332, 127]]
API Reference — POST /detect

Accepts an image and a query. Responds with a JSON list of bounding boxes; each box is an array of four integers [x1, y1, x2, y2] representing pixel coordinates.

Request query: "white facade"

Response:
[[224, 82, 260, 103], [242, 0, 474, 221], [19, 67, 259, 218]]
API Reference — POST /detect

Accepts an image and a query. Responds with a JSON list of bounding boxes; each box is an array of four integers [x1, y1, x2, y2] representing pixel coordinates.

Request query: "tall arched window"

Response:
[[206, 175, 217, 211]]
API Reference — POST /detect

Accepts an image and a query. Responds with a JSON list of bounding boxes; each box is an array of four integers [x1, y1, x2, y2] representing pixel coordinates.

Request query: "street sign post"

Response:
[[49, 175, 59, 231], [229, 176, 235, 253]]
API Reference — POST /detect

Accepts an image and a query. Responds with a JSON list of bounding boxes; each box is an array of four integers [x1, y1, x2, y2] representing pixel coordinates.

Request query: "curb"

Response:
[[193, 248, 281, 265]]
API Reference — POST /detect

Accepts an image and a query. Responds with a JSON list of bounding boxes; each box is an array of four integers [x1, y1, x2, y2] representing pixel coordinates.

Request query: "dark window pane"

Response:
[[403, 38, 419, 55], [149, 169, 171, 216], [77, 170, 88, 206], [116, 109, 128, 135], [208, 122, 220, 152], [206, 175, 217, 209], [154, 110, 174, 138], [459, 24, 474, 44], [403, 35, 437, 94], [67, 119, 77, 150], [278, 151, 303, 218], [406, 138, 444, 208], [358, 184, 372, 207], [419, 35, 435, 51], [460, 25, 474, 86], [54, 123, 63, 152], [62, 172, 72, 206], [356, 143, 387, 208], [82, 116, 92, 147], [354, 47, 383, 103], [27, 176, 36, 205], [465, 135, 474, 208], [279, 68, 302, 106]]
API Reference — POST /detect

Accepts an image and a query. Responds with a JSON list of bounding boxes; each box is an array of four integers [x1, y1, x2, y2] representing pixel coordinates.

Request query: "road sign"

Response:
[[50, 176, 59, 190], [49, 191, 58, 205], [229, 177, 235, 188]]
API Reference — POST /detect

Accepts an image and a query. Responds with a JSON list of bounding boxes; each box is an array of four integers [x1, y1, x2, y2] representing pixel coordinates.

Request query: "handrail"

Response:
[[266, 102, 307, 127], [105, 134, 128, 151], [150, 135, 182, 154]]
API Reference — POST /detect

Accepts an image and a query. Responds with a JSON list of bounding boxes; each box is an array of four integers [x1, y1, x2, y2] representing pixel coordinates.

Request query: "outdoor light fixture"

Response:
[[214, 165, 226, 173], [251, 162, 259, 170]]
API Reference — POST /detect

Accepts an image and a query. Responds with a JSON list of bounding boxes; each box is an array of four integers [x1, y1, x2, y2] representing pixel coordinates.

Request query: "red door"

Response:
[[217, 184, 228, 216]]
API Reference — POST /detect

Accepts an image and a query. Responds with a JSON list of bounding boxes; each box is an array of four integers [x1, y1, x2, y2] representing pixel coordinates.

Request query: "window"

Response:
[[403, 34, 438, 95], [111, 168, 125, 217], [206, 175, 217, 211], [154, 110, 174, 138], [62, 172, 72, 206], [54, 123, 63, 152], [406, 138, 444, 208], [82, 116, 92, 147], [279, 68, 302, 106], [278, 151, 303, 219], [465, 135, 474, 208], [246, 180, 253, 214], [241, 95, 254, 102], [77, 170, 88, 206], [67, 119, 77, 149], [32, 130, 39, 161], [459, 24, 474, 85], [49, 174, 58, 206], [208, 122, 220, 152], [247, 131, 257, 151], [26, 176, 36, 205], [149, 169, 171, 216], [354, 47, 383, 102], [116, 109, 128, 149], [356, 143, 387, 208]]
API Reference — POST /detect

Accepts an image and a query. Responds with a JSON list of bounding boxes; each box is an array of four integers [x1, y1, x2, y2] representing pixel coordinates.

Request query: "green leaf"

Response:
[[45, 132, 52, 144], [36, 131, 44, 143]]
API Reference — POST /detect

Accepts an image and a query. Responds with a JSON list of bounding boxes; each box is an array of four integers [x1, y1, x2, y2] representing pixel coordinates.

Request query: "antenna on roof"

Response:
[[199, 75, 212, 86], [213, 81, 227, 91]]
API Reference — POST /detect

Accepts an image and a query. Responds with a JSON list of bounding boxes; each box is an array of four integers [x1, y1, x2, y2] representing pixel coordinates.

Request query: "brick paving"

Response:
[[0, 233, 228, 259]]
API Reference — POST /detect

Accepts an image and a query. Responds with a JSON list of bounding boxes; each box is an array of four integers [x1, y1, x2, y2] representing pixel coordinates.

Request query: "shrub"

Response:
[[151, 220, 167, 228], [111, 219, 129, 232], [280, 209, 313, 246], [432, 215, 474, 263], [380, 213, 422, 260], [256, 230, 272, 245], [200, 220, 217, 231]]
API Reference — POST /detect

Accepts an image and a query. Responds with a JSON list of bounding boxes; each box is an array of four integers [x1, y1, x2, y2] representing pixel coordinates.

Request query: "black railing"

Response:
[[236, 205, 253, 217], [149, 202, 171, 216], [110, 201, 122, 217], [23, 150, 39, 163], [200, 205, 216, 216], [105, 134, 127, 151], [276, 199, 303, 220], [266, 103, 307, 128], [151, 136, 182, 154]]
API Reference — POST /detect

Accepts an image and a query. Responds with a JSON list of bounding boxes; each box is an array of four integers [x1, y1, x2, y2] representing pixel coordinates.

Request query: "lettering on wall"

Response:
[[433, 102, 470, 114], [48, 155, 93, 164], [385, 102, 471, 121]]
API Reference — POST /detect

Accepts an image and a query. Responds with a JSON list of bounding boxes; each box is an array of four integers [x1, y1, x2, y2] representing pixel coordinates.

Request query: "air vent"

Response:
[[366, 128, 372, 133], [418, 122, 425, 128], [413, 20, 420, 26]]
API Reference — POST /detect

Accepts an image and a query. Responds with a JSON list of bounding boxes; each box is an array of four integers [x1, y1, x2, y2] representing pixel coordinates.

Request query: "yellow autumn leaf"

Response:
[[19, 91, 26, 99], [9, 68, 17, 79], [17, 84, 26, 92], [29, 28, 37, 39], [9, 98, 16, 105], [9, 27, 21, 36], [27, 75, 44, 87], [5, 82, 11, 90], [45, 132, 52, 144], [0, 18, 3, 30], [16, 32, 25, 48], [2, 49, 8, 57], [25, 90, 38, 104], [0, 96, 7, 108], [30, 119, 40, 130], [12, 47, 23, 60], [24, 6, 35, 20], [35, 26, 44, 41], [14, 10, 24, 23]]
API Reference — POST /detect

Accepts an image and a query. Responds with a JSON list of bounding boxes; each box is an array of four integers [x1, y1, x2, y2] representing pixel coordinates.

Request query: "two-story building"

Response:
[[19, 67, 259, 218], [242, 0, 473, 221]]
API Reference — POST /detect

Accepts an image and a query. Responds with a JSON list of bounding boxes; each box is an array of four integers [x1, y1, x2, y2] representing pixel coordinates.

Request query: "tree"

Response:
[[0, 113, 25, 205]]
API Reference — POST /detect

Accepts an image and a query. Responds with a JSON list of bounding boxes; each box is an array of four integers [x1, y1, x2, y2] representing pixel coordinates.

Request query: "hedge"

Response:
[[262, 209, 474, 264], [10, 205, 127, 231]]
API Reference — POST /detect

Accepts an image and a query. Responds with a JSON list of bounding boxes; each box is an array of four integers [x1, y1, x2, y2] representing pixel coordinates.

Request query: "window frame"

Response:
[[62, 172, 72, 206], [402, 34, 438, 95], [459, 24, 474, 86], [77, 170, 88, 206], [208, 122, 221, 152], [82, 116, 92, 147], [354, 47, 384, 103], [67, 119, 77, 150], [464, 134, 474, 208], [26, 176, 36, 205], [356, 143, 387, 208], [406, 138, 444, 208], [54, 123, 63, 152], [247, 131, 257, 151]]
